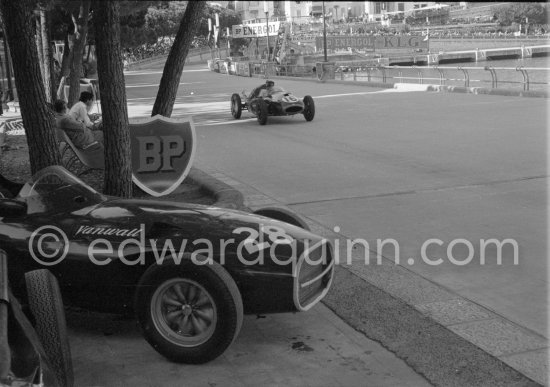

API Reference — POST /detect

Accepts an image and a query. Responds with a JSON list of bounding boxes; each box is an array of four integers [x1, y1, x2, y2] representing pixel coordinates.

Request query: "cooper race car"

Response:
[[230, 80, 315, 125], [0, 166, 334, 364]]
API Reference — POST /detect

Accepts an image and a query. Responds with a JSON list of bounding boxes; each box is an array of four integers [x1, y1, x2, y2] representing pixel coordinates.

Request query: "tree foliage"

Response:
[[494, 3, 548, 26]]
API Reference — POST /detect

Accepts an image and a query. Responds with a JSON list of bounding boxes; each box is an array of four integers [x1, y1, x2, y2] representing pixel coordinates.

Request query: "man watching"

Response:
[[69, 91, 102, 130]]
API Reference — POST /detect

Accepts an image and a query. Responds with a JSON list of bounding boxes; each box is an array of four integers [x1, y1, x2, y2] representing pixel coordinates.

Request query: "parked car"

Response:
[[231, 80, 315, 125], [0, 166, 334, 364]]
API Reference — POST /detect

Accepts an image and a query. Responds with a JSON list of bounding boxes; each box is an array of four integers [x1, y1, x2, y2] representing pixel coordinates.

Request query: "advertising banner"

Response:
[[130, 116, 196, 197], [232, 22, 281, 38], [315, 35, 429, 51]]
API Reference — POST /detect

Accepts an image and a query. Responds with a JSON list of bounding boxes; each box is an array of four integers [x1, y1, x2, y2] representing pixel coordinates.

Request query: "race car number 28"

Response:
[[233, 225, 294, 254]]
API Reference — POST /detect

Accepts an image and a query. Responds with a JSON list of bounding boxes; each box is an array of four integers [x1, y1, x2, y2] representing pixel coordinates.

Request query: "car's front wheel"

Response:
[[231, 93, 242, 119], [303, 95, 315, 122], [257, 99, 268, 125], [135, 257, 243, 364]]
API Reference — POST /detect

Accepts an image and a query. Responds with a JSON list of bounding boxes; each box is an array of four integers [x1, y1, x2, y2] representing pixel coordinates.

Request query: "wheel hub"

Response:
[[181, 304, 192, 316]]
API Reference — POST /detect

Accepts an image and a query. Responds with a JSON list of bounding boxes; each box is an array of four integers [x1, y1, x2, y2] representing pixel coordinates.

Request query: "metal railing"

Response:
[[210, 57, 549, 92], [329, 65, 549, 91]]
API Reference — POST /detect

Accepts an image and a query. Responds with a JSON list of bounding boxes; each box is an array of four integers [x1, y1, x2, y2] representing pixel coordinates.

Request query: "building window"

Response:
[[375, 2, 389, 14], [398, 3, 404, 12]]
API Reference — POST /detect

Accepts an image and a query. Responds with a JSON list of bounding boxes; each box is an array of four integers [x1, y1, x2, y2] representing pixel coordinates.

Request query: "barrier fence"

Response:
[[208, 58, 549, 92]]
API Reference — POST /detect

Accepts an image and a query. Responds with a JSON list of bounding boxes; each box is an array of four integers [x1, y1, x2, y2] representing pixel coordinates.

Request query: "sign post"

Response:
[[264, 1, 270, 61]]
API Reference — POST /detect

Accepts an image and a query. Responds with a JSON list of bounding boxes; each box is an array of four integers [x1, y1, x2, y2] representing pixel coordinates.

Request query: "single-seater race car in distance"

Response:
[[0, 166, 334, 365], [231, 80, 315, 125]]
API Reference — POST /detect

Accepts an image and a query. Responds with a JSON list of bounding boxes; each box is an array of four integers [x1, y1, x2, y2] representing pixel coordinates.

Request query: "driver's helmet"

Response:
[[265, 80, 275, 88]]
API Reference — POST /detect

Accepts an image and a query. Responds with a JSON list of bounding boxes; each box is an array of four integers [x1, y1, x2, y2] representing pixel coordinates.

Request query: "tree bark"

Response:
[[0, 0, 61, 174], [40, 4, 55, 104], [35, 15, 45, 85], [68, 0, 90, 107], [93, 0, 132, 198], [151, 1, 206, 117]]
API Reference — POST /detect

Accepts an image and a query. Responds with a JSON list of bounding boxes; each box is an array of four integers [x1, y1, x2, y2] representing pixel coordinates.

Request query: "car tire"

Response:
[[25, 269, 74, 387], [135, 256, 243, 364], [303, 95, 315, 122], [231, 93, 242, 119], [253, 207, 311, 231], [257, 99, 268, 125]]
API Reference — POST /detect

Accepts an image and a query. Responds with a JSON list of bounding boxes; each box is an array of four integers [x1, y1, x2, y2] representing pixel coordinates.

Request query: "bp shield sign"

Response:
[[130, 115, 196, 197]]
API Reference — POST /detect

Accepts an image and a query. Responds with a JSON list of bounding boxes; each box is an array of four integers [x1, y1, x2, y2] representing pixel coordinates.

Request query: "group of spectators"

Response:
[[122, 35, 227, 68]]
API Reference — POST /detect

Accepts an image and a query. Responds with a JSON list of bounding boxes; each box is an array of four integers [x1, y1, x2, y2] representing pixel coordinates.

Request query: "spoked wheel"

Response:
[[135, 257, 243, 364], [257, 99, 268, 125], [231, 93, 242, 119], [25, 269, 74, 387], [303, 95, 315, 122]]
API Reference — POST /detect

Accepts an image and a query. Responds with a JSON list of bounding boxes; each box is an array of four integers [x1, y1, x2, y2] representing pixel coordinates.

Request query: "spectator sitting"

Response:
[[69, 91, 102, 130], [54, 99, 103, 150]]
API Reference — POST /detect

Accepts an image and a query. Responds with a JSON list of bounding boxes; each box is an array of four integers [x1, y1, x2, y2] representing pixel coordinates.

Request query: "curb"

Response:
[[186, 167, 244, 210]]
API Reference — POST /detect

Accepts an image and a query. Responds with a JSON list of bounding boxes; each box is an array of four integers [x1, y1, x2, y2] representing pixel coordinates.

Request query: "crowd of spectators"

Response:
[[122, 36, 224, 67], [121, 18, 549, 67]]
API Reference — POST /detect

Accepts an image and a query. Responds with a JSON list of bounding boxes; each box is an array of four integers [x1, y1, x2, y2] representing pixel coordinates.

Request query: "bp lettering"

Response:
[[137, 135, 186, 173]]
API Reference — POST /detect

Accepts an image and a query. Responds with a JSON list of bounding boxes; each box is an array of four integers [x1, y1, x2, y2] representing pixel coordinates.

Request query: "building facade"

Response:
[[232, 1, 495, 25]]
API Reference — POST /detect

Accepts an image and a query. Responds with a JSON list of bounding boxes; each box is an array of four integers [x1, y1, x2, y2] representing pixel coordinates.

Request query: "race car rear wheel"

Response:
[[135, 257, 243, 364], [303, 95, 315, 122], [231, 93, 242, 119], [25, 269, 74, 387], [253, 207, 311, 231], [257, 99, 268, 125]]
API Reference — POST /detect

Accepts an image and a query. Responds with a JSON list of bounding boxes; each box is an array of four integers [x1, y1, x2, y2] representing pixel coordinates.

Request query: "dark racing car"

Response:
[[230, 80, 315, 125], [0, 166, 334, 364]]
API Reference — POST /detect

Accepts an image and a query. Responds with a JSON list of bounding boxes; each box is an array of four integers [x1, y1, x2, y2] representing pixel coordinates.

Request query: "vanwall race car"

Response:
[[0, 166, 334, 364], [231, 80, 315, 125]]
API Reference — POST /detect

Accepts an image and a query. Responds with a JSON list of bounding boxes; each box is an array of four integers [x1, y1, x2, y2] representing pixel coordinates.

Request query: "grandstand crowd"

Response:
[[121, 17, 549, 67]]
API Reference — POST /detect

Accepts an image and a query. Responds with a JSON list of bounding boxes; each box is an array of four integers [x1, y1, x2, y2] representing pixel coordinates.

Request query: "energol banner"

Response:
[[315, 35, 428, 51], [232, 22, 281, 38]]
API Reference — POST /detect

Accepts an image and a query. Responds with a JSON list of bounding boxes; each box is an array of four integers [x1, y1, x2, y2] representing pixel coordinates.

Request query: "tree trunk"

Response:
[[151, 1, 206, 117], [0, 0, 61, 174], [1, 24, 14, 101], [40, 5, 55, 104], [93, 0, 132, 198], [56, 33, 74, 100], [68, 0, 90, 107]]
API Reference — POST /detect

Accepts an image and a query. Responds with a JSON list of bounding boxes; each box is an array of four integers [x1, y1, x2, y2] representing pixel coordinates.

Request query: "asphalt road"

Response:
[[119, 64, 548, 385], [125, 66, 547, 335]]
